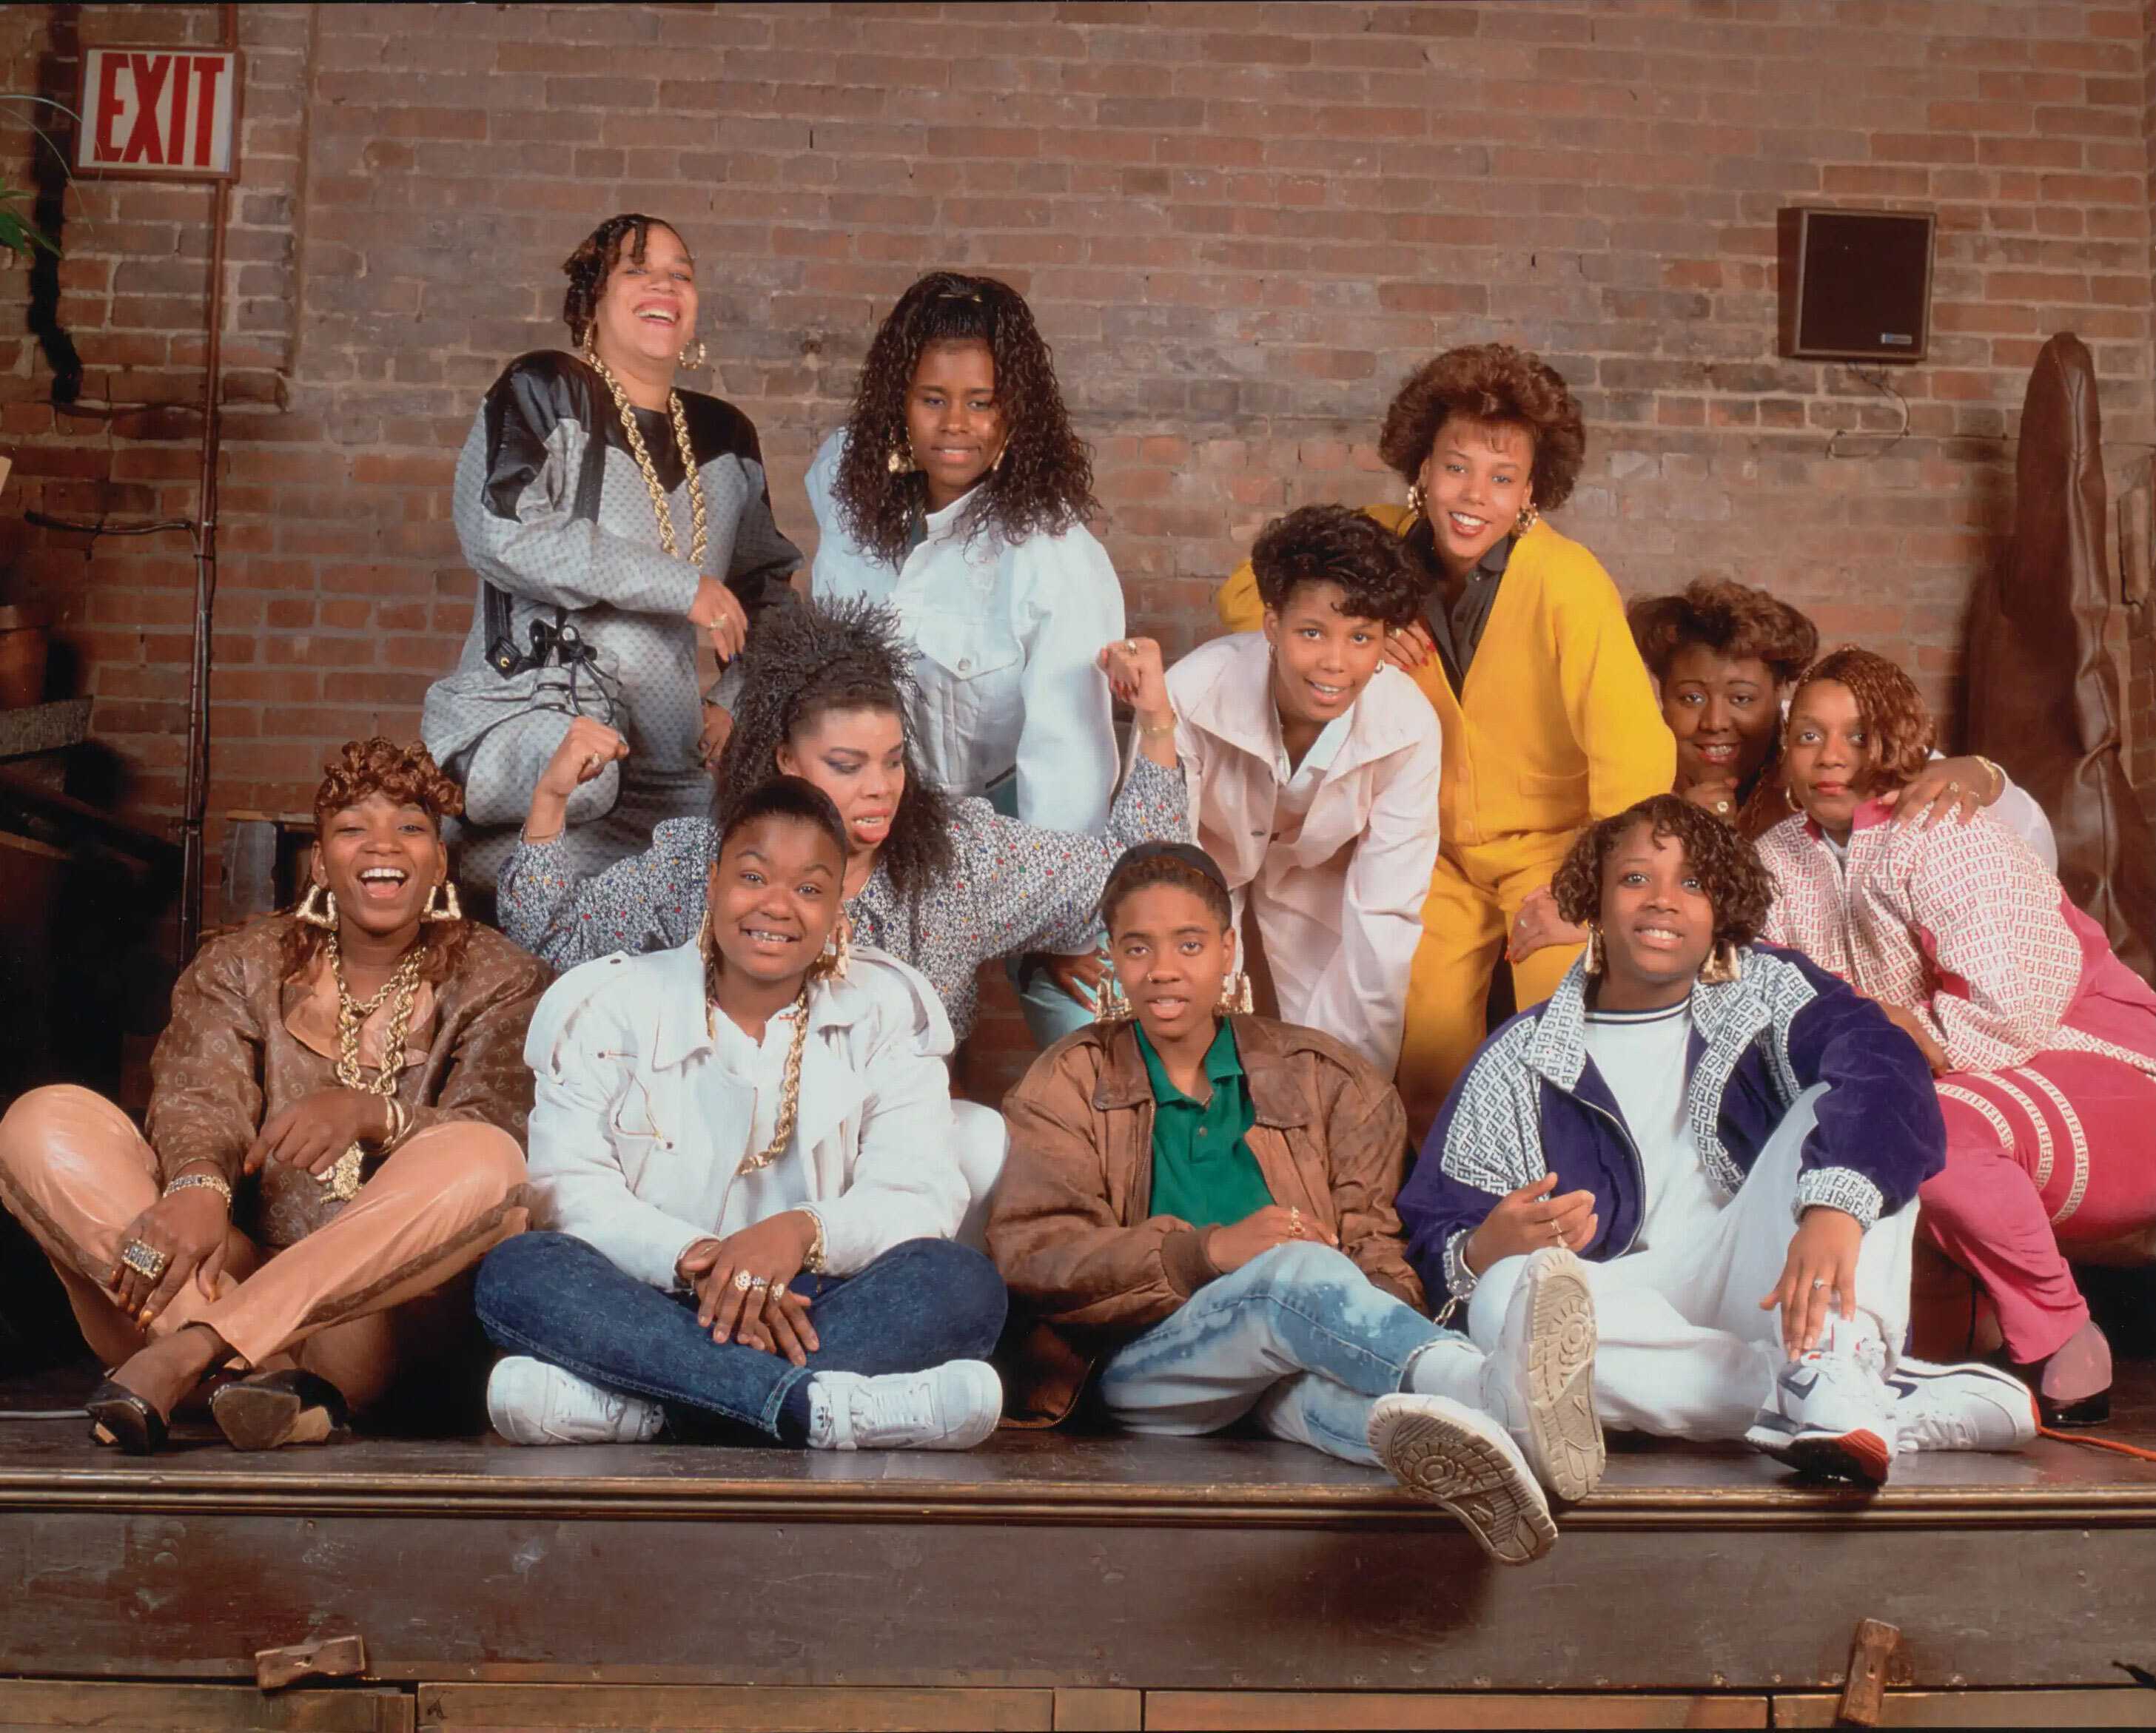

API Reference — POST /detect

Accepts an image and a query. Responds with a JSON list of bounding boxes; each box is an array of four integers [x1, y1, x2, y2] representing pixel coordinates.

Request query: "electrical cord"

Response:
[[1824, 363, 1911, 460]]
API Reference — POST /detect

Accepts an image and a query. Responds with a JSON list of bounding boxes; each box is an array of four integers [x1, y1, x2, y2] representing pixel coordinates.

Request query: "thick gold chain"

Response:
[[323, 932, 425, 1202], [704, 946, 812, 1177], [585, 349, 709, 570]]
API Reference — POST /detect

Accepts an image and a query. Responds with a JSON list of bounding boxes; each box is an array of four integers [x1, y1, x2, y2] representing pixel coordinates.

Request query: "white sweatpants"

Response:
[[1465, 1086, 1919, 1442], [951, 1100, 1010, 1255]]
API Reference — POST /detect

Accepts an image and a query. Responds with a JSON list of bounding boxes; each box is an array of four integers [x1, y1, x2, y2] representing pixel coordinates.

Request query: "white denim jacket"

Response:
[[1167, 633, 1443, 1075], [805, 429, 1125, 832], [522, 937, 970, 1288]]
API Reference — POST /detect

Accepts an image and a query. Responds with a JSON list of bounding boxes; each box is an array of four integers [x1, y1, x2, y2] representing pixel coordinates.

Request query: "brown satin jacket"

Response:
[[144, 915, 551, 1247], [987, 1014, 1425, 1426]]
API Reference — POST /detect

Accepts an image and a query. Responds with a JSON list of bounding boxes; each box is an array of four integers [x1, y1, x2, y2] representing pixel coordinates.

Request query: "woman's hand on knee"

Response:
[[110, 1188, 229, 1326], [1463, 1174, 1598, 1276], [1762, 1206, 1862, 1359], [686, 1214, 818, 1353], [1203, 1205, 1335, 1275]]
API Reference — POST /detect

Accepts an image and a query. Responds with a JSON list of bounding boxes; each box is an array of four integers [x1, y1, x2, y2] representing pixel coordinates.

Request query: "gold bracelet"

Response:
[[1138, 719, 1178, 740], [164, 1171, 234, 1208], [376, 1097, 409, 1151], [1974, 756, 2005, 803], [798, 1205, 828, 1275]]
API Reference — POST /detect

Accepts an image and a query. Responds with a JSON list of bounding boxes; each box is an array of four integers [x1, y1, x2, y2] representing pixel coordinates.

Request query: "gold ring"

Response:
[[732, 1270, 756, 1293], [1944, 781, 1959, 795], [119, 1239, 169, 1281], [1713, 798, 1732, 815], [1289, 1206, 1303, 1239]]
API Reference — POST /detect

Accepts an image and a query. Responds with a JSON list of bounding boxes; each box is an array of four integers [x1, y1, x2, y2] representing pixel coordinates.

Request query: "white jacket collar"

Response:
[[648, 933, 887, 1071], [1183, 634, 1428, 775]]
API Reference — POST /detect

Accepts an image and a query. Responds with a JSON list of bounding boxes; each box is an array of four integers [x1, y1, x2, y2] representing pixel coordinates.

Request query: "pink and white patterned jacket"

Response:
[[1756, 799, 2156, 1079]]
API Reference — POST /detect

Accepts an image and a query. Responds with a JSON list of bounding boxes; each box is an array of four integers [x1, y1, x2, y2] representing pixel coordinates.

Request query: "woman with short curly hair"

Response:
[[1164, 504, 1443, 1073], [1758, 647, 2156, 1430], [1217, 343, 1673, 1138], [0, 741, 550, 1455], [423, 214, 802, 900], [1396, 793, 2035, 1482], [805, 272, 1124, 1049]]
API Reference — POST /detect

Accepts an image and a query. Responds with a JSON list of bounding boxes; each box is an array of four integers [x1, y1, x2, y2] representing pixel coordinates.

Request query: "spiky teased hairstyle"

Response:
[[831, 271, 1095, 565], [283, 738, 469, 984], [711, 598, 955, 895], [1551, 793, 1776, 953]]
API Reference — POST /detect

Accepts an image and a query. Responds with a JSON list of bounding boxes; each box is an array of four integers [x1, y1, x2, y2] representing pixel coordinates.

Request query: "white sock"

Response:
[[1405, 1338, 1485, 1404]]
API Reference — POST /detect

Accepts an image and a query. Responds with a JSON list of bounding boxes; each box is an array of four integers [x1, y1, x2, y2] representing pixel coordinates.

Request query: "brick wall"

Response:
[[3, 1, 2155, 1091]]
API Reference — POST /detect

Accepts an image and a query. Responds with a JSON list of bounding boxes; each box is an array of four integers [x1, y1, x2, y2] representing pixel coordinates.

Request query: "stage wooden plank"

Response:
[[1144, 1694, 1770, 1729], [417, 1683, 1054, 1730], [1055, 1689, 1142, 1731], [0, 1680, 413, 1731], [1772, 1689, 2156, 1726]]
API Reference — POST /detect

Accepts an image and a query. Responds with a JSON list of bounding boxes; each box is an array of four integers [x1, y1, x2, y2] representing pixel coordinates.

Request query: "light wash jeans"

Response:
[[1098, 1240, 1469, 1467]]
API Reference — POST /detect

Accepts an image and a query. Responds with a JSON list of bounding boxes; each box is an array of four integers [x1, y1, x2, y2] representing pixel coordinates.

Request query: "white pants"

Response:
[[951, 1100, 1009, 1254], [1466, 1086, 1918, 1442]]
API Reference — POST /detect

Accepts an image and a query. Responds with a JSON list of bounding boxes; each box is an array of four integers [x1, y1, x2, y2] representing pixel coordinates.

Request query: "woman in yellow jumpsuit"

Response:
[[1218, 344, 1673, 1141]]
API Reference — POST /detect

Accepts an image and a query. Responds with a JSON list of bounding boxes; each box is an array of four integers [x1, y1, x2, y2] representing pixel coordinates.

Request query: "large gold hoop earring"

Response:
[[816, 917, 852, 982], [297, 884, 337, 929], [1406, 479, 1427, 518], [1515, 503, 1540, 536], [1094, 974, 1134, 1025], [1582, 921, 1605, 979], [1699, 940, 1742, 987], [886, 440, 917, 475], [423, 881, 464, 923], [1216, 972, 1254, 1015], [683, 338, 707, 369]]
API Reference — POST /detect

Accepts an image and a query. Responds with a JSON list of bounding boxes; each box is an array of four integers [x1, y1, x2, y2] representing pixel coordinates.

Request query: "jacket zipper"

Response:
[[1571, 1089, 1646, 1262]]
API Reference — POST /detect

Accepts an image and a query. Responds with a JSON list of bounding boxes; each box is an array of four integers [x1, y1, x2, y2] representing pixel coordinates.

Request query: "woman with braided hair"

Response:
[[475, 776, 1010, 1451], [0, 741, 547, 1454], [806, 271, 1125, 1046], [423, 214, 800, 898]]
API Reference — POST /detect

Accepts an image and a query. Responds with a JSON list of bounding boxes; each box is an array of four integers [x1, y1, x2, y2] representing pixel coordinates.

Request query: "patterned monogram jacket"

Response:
[[144, 917, 551, 1247], [1395, 944, 1945, 1307]]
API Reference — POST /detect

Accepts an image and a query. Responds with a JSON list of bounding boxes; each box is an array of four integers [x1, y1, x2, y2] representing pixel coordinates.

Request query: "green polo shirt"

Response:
[[1135, 1020, 1275, 1230]]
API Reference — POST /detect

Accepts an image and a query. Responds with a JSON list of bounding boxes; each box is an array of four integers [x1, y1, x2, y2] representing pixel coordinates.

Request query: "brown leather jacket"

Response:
[[988, 1014, 1424, 1425], [144, 915, 551, 1247]]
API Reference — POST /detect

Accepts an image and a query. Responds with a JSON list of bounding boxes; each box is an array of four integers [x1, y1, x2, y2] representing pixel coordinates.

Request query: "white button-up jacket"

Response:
[[1167, 633, 1443, 1075], [523, 937, 970, 1288], [805, 429, 1125, 832]]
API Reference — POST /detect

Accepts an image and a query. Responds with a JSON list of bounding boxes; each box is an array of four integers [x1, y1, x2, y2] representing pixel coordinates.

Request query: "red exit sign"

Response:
[[75, 47, 242, 179]]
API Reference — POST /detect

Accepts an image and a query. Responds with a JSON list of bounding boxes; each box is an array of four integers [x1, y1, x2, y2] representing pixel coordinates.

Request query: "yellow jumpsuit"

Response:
[[1218, 507, 1673, 1139]]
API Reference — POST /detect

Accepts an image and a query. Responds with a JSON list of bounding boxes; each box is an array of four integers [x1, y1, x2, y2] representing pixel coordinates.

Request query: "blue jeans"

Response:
[[1098, 1241, 1465, 1467], [475, 1233, 1008, 1441]]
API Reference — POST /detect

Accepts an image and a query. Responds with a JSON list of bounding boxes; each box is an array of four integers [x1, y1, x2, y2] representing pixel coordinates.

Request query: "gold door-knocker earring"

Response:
[[297, 884, 337, 929], [887, 441, 917, 475], [1515, 503, 1540, 536], [684, 338, 707, 369], [1406, 479, 1427, 518], [423, 881, 465, 923], [1582, 921, 1605, 978], [1699, 939, 1742, 986], [1094, 974, 1134, 1024], [1216, 972, 1255, 1015], [816, 918, 852, 982]]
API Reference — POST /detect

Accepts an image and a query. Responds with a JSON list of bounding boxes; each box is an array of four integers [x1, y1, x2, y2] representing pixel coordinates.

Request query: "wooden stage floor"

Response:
[[1, 1362, 2153, 1726]]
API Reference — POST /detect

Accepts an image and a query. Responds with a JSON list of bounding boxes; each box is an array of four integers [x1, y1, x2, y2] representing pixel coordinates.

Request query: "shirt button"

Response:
[[958, 658, 972, 672], [1250, 827, 1265, 838]]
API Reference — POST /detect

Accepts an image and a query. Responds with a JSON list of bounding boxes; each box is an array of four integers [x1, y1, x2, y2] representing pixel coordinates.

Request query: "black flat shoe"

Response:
[[85, 1379, 169, 1456], [2038, 1386, 2111, 1429], [210, 1369, 351, 1452]]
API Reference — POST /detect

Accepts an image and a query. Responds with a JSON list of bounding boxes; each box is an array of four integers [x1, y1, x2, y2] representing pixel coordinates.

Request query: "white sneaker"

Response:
[[1477, 1246, 1605, 1501], [1890, 1359, 2039, 1454], [1367, 1393, 1558, 1566], [806, 1360, 1002, 1452], [1743, 1316, 1895, 1485], [486, 1356, 662, 1446]]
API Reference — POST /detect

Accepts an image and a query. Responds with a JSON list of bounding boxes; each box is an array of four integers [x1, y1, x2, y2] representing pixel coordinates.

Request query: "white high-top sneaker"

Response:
[[1890, 1359, 2040, 1454], [487, 1356, 663, 1446], [1367, 1393, 1558, 1566], [1474, 1246, 1605, 1501], [1744, 1315, 1897, 1484], [805, 1360, 1003, 1451]]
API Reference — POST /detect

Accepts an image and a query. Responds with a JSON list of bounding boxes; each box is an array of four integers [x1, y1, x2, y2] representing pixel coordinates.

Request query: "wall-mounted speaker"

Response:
[[1777, 206, 1935, 363]]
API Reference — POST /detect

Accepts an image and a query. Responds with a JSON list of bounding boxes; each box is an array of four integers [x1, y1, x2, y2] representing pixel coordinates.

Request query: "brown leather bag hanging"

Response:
[[1965, 333, 2156, 978]]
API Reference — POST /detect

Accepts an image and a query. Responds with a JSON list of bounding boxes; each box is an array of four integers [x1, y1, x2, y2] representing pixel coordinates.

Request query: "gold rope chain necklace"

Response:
[[702, 941, 813, 1177], [323, 930, 426, 1202], [585, 346, 709, 568]]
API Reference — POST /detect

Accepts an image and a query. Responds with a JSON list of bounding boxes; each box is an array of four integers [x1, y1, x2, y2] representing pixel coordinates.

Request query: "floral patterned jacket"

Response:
[[144, 916, 551, 1246]]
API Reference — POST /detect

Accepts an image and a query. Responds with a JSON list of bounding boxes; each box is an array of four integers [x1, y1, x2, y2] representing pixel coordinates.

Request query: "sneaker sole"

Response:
[[1520, 1250, 1605, 1502], [1371, 1403, 1558, 1567], [1745, 1421, 1892, 1486]]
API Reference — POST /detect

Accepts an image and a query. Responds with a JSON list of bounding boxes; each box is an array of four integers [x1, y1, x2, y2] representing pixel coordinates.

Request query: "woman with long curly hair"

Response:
[[1217, 343, 1673, 1140], [805, 271, 1123, 1047], [1506, 579, 2055, 960], [0, 741, 549, 1454], [424, 214, 800, 898], [1758, 648, 2156, 1429], [1397, 794, 2034, 1483], [494, 600, 1187, 1232]]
